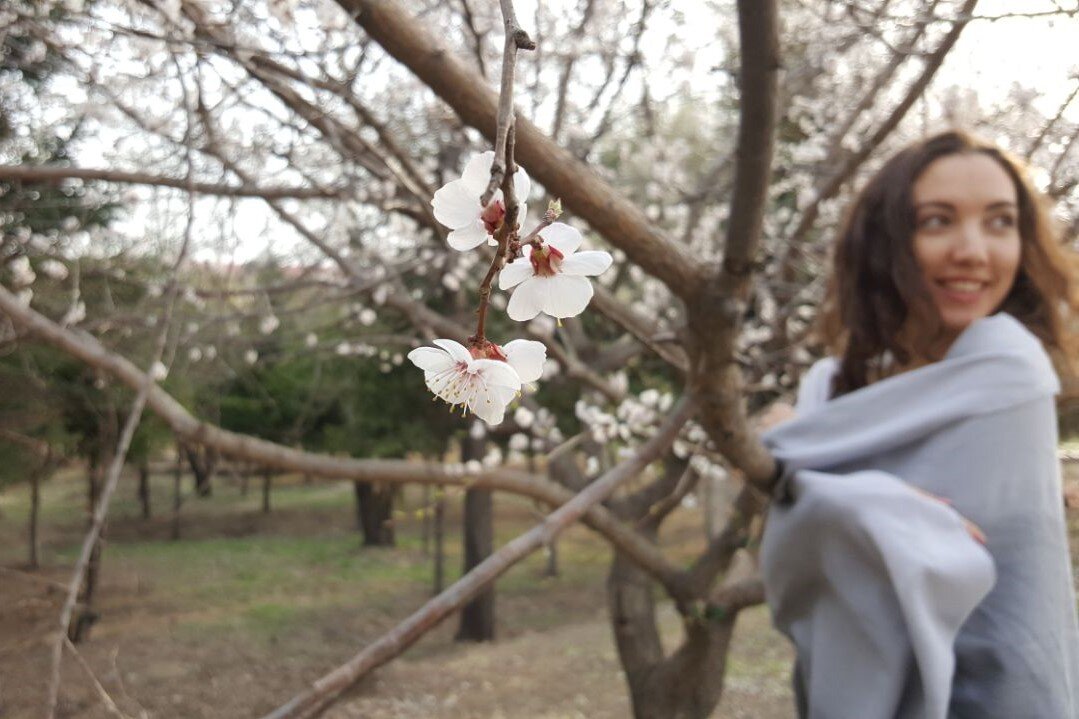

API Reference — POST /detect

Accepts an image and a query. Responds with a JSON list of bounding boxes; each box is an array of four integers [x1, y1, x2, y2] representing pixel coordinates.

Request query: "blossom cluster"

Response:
[[408, 151, 614, 425]]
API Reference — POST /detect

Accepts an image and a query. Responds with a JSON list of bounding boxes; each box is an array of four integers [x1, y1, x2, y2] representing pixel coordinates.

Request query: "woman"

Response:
[[759, 131, 1079, 718]]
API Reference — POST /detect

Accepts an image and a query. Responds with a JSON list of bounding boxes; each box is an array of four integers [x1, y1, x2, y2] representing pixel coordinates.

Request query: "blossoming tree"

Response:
[[2, 0, 1078, 717]]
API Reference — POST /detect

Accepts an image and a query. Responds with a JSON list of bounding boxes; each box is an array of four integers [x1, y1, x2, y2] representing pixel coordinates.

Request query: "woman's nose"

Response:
[[949, 221, 990, 264]]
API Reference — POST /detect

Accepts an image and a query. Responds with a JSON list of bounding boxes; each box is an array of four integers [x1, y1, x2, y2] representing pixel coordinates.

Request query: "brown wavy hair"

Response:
[[817, 130, 1079, 397]]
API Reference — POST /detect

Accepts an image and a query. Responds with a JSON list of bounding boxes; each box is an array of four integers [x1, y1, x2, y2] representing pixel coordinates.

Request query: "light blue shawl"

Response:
[[761, 313, 1079, 718]]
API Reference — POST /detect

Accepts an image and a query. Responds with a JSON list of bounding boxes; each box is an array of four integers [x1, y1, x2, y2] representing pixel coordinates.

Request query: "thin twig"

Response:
[[479, 0, 535, 207], [260, 395, 697, 719], [62, 637, 134, 719], [44, 37, 201, 719]]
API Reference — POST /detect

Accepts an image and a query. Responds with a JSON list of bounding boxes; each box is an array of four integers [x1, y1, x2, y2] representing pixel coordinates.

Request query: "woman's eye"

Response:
[[918, 215, 948, 230], [987, 213, 1017, 230]]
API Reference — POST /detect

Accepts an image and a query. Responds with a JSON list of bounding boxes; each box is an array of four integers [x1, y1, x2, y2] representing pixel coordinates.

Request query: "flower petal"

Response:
[[471, 391, 508, 425], [461, 151, 494, 194], [432, 178, 480, 229], [432, 339, 471, 363], [448, 221, 489, 251], [540, 222, 582, 256], [407, 346, 452, 372], [507, 277, 549, 321], [499, 258, 534, 290], [513, 167, 531, 203], [560, 250, 612, 277], [542, 274, 593, 318], [503, 339, 546, 383], [466, 359, 522, 425], [472, 359, 522, 390]]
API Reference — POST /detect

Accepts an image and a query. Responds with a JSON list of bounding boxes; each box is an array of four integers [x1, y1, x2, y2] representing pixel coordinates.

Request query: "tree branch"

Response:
[[260, 395, 697, 719], [336, 0, 701, 300], [0, 283, 683, 591], [0, 165, 343, 199]]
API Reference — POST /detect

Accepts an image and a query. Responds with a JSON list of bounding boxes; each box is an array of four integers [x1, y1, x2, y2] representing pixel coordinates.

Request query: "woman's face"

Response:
[[911, 152, 1022, 346]]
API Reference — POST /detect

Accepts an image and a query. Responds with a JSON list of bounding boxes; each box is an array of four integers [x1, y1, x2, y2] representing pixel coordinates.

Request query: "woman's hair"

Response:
[[817, 130, 1079, 397]]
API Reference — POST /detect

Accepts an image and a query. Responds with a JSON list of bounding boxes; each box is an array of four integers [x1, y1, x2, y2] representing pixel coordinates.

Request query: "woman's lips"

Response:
[[935, 278, 988, 304]]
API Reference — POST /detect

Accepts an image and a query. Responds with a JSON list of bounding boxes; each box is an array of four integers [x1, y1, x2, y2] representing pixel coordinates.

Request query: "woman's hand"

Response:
[[912, 486, 987, 546], [755, 401, 797, 432]]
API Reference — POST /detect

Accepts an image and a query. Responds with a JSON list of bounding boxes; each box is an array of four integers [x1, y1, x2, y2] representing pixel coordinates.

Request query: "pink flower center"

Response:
[[468, 340, 508, 362], [481, 200, 506, 234], [529, 243, 564, 277]]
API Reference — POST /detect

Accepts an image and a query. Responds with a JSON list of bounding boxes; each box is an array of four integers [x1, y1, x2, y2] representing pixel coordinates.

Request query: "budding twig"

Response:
[[471, 0, 534, 345], [479, 0, 535, 208]]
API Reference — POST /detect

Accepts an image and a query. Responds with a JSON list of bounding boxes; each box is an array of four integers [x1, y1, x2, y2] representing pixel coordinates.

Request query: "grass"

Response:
[[0, 466, 625, 649]]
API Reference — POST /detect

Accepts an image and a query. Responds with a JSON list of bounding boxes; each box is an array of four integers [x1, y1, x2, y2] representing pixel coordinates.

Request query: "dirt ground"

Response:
[[1, 464, 1076, 719]]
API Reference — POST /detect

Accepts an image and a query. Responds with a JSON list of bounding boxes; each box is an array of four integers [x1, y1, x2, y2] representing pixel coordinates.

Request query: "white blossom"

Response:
[[149, 361, 169, 381], [513, 406, 534, 429], [9, 257, 35, 287], [499, 223, 613, 321], [359, 308, 377, 326], [244, 349, 259, 365], [60, 301, 86, 326], [259, 314, 280, 335], [39, 259, 68, 280], [305, 333, 318, 348], [431, 151, 530, 251], [407, 338, 545, 426]]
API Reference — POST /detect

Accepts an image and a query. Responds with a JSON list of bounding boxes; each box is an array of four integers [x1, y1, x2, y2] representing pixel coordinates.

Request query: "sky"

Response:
[[947, 0, 1079, 118], [95, 0, 1079, 263]]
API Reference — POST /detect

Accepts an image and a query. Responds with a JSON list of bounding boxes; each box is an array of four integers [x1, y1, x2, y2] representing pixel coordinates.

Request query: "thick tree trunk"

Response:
[[457, 425, 494, 642], [28, 465, 42, 569], [171, 444, 182, 541], [353, 481, 395, 546], [608, 539, 737, 719], [183, 443, 219, 497], [262, 471, 272, 514], [544, 540, 559, 578], [420, 484, 431, 555], [70, 458, 106, 643], [137, 458, 151, 519], [432, 486, 445, 595]]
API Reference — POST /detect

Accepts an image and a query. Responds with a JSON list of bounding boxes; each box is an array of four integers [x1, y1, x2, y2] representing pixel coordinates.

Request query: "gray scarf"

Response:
[[761, 313, 1079, 719]]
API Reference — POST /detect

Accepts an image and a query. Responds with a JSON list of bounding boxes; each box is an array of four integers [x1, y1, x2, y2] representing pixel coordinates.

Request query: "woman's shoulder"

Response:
[[795, 356, 840, 413], [947, 313, 1044, 358], [947, 313, 1056, 384]]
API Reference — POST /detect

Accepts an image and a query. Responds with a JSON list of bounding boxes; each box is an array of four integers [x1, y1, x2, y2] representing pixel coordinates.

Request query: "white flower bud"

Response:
[[149, 361, 169, 381], [513, 406, 534, 429], [259, 315, 280, 335], [244, 349, 258, 365], [39, 259, 68, 280]]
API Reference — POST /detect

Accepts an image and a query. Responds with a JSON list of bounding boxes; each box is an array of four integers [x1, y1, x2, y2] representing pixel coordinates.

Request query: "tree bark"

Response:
[[184, 443, 218, 497], [137, 457, 151, 519], [262, 471, 272, 514], [171, 444, 182, 541], [608, 534, 737, 718], [457, 427, 494, 642], [353, 481, 396, 546], [28, 464, 42, 569], [433, 486, 445, 595], [70, 458, 105, 643], [420, 483, 431, 555]]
